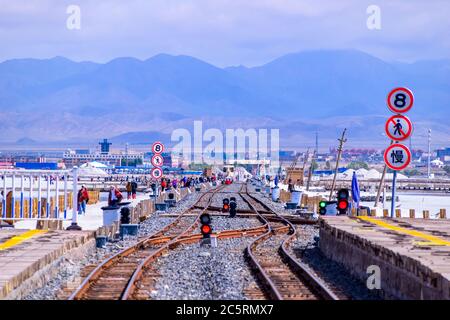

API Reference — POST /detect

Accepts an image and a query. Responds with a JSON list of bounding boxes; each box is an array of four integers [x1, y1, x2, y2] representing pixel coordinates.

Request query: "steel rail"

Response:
[[68, 184, 225, 300], [121, 183, 232, 299], [241, 183, 339, 300]]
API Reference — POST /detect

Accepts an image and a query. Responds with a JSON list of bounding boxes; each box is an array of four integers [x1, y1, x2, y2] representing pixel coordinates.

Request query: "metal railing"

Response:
[[0, 167, 81, 229]]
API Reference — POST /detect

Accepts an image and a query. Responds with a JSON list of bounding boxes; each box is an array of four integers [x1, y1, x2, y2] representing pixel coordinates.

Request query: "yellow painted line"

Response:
[[0, 230, 47, 251], [358, 216, 450, 246]]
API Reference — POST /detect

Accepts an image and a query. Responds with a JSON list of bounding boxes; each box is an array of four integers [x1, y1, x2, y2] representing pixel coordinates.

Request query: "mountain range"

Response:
[[0, 49, 449, 149]]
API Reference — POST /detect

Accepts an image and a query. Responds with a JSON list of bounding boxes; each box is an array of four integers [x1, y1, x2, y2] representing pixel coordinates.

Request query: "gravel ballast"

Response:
[[289, 224, 382, 300], [150, 237, 257, 300], [23, 190, 204, 300]]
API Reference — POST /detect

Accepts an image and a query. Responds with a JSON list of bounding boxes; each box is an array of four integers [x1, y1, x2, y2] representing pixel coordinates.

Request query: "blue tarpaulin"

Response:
[[15, 162, 58, 170]]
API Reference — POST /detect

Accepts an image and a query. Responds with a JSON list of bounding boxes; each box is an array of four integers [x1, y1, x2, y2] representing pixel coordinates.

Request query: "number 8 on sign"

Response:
[[152, 142, 164, 154], [387, 87, 414, 114]]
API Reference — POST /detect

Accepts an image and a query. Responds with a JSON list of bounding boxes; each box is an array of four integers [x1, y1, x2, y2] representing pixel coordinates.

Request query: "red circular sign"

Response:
[[151, 142, 164, 154], [383, 143, 411, 171], [385, 114, 413, 141], [151, 154, 164, 167], [150, 167, 163, 179], [387, 87, 414, 113]]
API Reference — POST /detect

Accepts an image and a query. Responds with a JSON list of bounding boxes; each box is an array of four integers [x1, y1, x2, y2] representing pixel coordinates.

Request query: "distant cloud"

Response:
[[0, 0, 449, 66]]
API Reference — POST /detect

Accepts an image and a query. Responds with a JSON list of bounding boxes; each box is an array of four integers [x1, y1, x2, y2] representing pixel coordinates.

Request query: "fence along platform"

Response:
[[0, 168, 87, 230]]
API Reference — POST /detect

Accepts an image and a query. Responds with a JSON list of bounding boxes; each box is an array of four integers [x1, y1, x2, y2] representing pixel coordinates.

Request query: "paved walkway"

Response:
[[0, 229, 93, 299]]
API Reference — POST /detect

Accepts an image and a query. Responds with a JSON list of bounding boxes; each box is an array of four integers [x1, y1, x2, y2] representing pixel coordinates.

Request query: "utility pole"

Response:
[[427, 129, 431, 179], [315, 131, 319, 155], [374, 140, 394, 207], [306, 150, 316, 191], [302, 148, 310, 172], [329, 128, 347, 201]]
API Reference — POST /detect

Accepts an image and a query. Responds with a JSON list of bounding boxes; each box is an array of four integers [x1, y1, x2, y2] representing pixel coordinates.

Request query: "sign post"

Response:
[[384, 87, 414, 218], [150, 141, 165, 181], [391, 171, 397, 217]]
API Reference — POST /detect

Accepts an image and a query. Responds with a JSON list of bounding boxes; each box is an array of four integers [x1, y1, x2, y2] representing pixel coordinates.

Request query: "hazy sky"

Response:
[[1, 0, 449, 66]]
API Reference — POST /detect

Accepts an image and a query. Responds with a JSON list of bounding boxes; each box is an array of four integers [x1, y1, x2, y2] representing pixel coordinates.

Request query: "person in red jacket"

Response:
[[161, 179, 167, 192], [77, 186, 90, 215], [108, 185, 123, 206]]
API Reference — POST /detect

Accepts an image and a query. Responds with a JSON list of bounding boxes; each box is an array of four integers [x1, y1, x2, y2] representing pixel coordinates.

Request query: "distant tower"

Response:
[[315, 131, 319, 154], [99, 139, 112, 155], [427, 129, 431, 178]]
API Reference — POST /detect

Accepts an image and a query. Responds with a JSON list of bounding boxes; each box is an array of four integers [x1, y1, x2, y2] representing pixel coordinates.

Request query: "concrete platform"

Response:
[[12, 193, 150, 231], [0, 229, 94, 299], [319, 216, 450, 300]]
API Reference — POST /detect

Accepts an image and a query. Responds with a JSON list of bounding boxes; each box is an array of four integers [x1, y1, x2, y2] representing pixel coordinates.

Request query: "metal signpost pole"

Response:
[[391, 171, 397, 218]]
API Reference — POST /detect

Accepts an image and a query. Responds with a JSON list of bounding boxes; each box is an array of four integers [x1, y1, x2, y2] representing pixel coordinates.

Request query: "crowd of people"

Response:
[[78, 174, 219, 211], [158, 175, 216, 192]]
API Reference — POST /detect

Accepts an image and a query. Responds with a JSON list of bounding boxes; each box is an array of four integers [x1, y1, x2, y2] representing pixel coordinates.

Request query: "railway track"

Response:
[[69, 184, 267, 300], [69, 185, 226, 300], [69, 181, 338, 300], [240, 183, 339, 300]]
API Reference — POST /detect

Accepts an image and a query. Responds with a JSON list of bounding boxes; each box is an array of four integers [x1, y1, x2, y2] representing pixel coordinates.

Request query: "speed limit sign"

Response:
[[152, 142, 164, 154], [387, 87, 414, 114], [150, 167, 163, 179]]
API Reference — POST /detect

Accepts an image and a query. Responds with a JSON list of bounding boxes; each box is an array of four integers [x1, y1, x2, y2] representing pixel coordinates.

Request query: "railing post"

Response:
[[11, 174, 15, 218], [20, 175, 24, 219], [55, 175, 59, 219], [2, 174, 6, 218], [67, 166, 82, 230], [36, 175, 40, 218], [31, 174, 35, 218], [46, 175, 50, 218], [64, 173, 68, 219]]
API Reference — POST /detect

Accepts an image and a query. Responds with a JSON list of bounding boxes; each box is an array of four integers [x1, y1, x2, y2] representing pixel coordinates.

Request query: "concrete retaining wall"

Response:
[[319, 218, 450, 300]]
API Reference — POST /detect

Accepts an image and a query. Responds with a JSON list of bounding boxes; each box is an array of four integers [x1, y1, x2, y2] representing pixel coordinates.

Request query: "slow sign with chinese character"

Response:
[[383, 143, 411, 171], [150, 167, 163, 179]]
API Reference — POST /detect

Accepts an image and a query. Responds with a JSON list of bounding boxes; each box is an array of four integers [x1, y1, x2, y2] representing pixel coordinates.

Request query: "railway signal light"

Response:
[[337, 189, 349, 215], [229, 199, 237, 218], [318, 200, 337, 215], [319, 201, 327, 215], [200, 213, 212, 238], [223, 198, 230, 212]]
